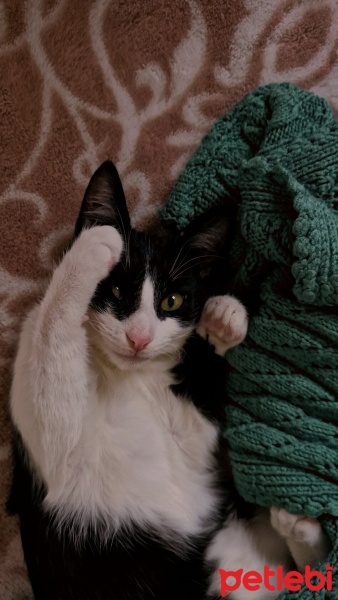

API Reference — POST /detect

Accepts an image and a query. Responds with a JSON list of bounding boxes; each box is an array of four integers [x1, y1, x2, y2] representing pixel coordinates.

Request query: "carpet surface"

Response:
[[1, 1, 338, 597]]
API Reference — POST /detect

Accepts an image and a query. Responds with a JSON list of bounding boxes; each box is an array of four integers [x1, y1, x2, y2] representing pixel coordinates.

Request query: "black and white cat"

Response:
[[8, 162, 328, 600]]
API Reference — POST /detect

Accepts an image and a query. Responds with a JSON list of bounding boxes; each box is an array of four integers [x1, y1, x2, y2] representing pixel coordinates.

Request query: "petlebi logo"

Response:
[[219, 565, 334, 596]]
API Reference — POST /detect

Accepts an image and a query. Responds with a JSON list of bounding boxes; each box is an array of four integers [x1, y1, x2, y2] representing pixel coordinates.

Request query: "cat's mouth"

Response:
[[112, 349, 150, 368]]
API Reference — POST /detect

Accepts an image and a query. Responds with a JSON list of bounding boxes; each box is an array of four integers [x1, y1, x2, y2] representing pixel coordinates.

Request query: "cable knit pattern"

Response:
[[161, 83, 338, 599]]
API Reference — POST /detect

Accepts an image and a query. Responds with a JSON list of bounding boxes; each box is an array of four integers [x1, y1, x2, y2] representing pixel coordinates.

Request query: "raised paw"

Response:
[[196, 295, 248, 355], [270, 507, 322, 546], [71, 225, 123, 284], [42, 226, 123, 330]]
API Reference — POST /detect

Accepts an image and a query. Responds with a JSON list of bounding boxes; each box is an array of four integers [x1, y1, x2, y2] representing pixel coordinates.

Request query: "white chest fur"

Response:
[[11, 319, 219, 539], [68, 368, 219, 535]]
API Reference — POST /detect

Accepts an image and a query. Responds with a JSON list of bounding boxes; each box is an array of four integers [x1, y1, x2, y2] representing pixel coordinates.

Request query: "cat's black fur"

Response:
[[8, 161, 242, 600]]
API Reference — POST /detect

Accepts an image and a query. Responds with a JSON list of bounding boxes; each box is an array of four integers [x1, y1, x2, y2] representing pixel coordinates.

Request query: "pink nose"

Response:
[[127, 332, 152, 352]]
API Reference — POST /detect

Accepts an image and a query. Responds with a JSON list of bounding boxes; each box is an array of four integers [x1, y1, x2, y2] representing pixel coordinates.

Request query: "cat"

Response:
[[8, 161, 329, 600]]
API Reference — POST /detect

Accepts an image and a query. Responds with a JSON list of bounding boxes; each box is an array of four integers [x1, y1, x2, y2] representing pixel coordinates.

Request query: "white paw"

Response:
[[72, 225, 123, 283], [196, 295, 248, 355], [270, 507, 322, 546]]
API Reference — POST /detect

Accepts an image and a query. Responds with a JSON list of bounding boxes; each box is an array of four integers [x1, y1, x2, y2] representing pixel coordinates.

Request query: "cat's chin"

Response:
[[108, 348, 179, 372], [110, 351, 150, 371]]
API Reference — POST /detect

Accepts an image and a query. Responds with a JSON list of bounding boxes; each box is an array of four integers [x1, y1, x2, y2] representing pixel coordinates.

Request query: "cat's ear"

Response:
[[174, 205, 237, 281], [190, 215, 229, 254], [74, 161, 131, 237], [184, 205, 235, 255]]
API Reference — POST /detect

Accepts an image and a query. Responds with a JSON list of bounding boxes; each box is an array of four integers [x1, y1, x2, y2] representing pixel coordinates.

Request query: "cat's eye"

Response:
[[161, 293, 184, 312], [112, 286, 122, 299]]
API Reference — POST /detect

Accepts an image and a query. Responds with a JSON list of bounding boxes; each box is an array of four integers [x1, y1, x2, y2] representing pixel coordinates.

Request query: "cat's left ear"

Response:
[[185, 205, 235, 256], [74, 161, 131, 238]]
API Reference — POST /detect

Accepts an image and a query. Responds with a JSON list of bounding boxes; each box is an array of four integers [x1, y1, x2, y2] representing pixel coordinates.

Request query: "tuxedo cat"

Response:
[[8, 162, 328, 600]]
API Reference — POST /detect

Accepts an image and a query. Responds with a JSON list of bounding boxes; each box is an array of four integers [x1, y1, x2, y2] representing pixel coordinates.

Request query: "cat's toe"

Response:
[[74, 226, 123, 281], [270, 507, 301, 538], [88, 225, 123, 266], [270, 507, 322, 546], [293, 518, 323, 545]]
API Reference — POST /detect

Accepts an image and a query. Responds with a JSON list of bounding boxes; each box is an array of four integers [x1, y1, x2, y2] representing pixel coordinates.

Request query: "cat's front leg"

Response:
[[40, 225, 123, 331], [11, 226, 122, 484], [270, 507, 331, 572], [196, 295, 248, 355]]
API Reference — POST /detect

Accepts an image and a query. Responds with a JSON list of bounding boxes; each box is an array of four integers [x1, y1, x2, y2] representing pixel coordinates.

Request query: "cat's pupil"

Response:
[[112, 286, 121, 299], [168, 295, 175, 308]]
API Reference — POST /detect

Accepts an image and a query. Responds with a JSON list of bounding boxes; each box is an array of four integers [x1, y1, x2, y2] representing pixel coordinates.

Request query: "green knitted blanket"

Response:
[[160, 83, 338, 599]]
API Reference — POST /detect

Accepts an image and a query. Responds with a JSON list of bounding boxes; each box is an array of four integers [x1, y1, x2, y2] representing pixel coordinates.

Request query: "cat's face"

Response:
[[88, 230, 207, 370], [75, 161, 231, 371]]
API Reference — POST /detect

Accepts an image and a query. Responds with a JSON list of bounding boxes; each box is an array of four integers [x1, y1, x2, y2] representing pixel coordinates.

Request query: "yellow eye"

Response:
[[161, 293, 184, 312], [112, 286, 122, 299]]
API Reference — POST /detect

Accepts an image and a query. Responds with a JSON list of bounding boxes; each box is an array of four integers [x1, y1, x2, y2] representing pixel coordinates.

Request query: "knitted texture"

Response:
[[160, 83, 338, 598]]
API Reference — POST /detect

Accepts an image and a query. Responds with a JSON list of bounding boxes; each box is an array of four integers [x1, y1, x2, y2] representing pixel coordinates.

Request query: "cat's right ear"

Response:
[[74, 161, 131, 238]]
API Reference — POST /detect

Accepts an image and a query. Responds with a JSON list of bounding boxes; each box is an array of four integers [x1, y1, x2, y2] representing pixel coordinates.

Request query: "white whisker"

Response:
[[169, 231, 202, 278], [171, 249, 222, 280], [172, 255, 220, 280]]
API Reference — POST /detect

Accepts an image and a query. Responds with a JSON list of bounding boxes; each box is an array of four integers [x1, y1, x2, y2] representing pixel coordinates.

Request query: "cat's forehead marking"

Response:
[[139, 275, 156, 313]]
